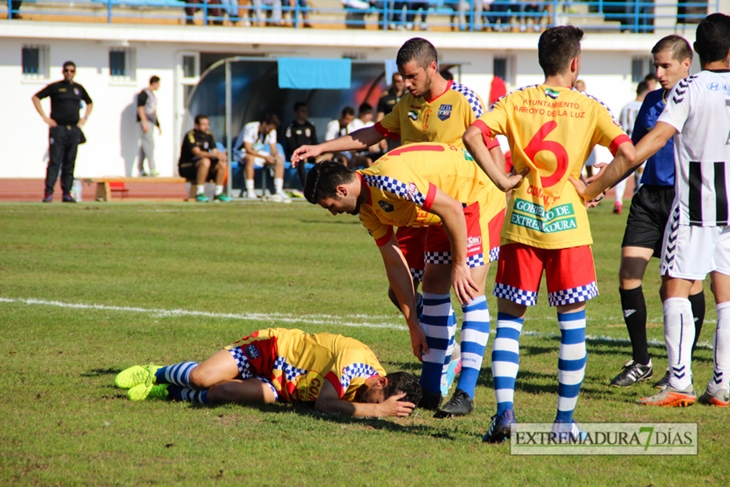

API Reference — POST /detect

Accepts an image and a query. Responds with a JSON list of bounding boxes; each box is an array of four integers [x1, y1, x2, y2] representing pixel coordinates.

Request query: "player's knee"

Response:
[[189, 366, 214, 388], [197, 158, 211, 169]]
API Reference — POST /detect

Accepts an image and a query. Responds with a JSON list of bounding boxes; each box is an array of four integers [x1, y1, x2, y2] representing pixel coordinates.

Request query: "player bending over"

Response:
[[463, 25, 635, 442], [304, 144, 513, 417], [115, 327, 421, 418], [574, 13, 730, 408]]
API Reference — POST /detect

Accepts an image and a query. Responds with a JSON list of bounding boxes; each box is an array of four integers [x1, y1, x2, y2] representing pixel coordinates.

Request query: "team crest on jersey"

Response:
[[305, 128, 311, 137], [437, 104, 453, 121], [408, 110, 418, 121], [378, 200, 394, 212], [245, 344, 260, 359], [74, 88, 80, 95], [203, 142, 209, 149]]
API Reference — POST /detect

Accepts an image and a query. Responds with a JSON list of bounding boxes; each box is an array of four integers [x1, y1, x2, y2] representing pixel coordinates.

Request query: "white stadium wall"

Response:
[[0, 23, 689, 179]]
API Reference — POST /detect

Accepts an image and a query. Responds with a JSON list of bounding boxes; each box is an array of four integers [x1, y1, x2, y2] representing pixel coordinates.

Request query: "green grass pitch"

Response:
[[1, 201, 728, 486]]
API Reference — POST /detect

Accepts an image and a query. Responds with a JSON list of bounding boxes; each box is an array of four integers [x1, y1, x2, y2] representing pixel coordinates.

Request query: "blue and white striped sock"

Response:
[[455, 295, 490, 398], [155, 362, 198, 388], [556, 310, 587, 423], [492, 313, 523, 415], [167, 385, 209, 404], [420, 292, 456, 395]]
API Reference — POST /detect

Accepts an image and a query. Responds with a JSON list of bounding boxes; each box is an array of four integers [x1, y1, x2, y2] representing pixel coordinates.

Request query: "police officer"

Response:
[[32, 61, 93, 203], [283, 101, 318, 186], [376, 72, 404, 152]]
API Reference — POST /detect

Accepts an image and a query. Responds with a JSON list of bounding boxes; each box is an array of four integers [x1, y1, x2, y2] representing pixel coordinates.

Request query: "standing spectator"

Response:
[[236, 115, 289, 202], [136, 76, 161, 177], [32, 61, 93, 203], [284, 102, 318, 187], [178, 115, 231, 203]]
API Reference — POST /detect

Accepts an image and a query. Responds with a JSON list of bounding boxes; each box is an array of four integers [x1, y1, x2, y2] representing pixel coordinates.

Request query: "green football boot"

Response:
[[128, 383, 169, 401], [114, 365, 160, 389]]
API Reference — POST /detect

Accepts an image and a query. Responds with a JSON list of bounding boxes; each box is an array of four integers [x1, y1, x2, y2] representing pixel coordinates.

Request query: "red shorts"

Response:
[[493, 243, 598, 307], [422, 201, 504, 268], [396, 226, 427, 282]]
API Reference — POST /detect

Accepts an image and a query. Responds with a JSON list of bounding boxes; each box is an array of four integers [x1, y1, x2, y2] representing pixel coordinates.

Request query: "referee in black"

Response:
[[32, 61, 93, 203]]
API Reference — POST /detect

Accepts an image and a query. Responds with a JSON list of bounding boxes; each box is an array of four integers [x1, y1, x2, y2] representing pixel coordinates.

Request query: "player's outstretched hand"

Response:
[[291, 145, 322, 167], [452, 263, 479, 305], [379, 393, 416, 417], [408, 326, 428, 362]]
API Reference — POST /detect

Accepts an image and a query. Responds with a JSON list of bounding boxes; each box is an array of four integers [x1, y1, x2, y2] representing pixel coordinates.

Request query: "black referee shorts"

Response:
[[621, 184, 676, 258]]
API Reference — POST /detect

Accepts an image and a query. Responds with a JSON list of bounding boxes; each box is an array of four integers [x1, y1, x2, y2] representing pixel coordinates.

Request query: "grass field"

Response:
[[1, 201, 728, 486]]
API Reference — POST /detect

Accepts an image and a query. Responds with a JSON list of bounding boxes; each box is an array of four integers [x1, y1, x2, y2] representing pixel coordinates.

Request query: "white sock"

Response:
[[245, 179, 254, 192], [664, 297, 695, 390], [275, 178, 284, 193], [196, 185, 205, 195], [709, 301, 730, 394], [215, 185, 223, 196]]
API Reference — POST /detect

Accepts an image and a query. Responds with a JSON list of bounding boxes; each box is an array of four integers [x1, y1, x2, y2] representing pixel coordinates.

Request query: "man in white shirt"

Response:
[[325, 106, 356, 166], [575, 13, 730, 408], [236, 114, 289, 203]]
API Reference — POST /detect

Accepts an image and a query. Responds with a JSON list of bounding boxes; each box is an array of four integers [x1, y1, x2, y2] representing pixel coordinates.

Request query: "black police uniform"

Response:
[[284, 120, 318, 186], [377, 87, 401, 151], [35, 80, 92, 196], [178, 129, 219, 182]]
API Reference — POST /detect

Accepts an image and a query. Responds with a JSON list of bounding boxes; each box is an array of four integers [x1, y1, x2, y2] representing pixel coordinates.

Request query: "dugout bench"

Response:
[[82, 177, 187, 201]]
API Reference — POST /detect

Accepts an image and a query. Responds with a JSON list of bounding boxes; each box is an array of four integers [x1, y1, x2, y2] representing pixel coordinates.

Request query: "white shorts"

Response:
[[660, 207, 730, 279]]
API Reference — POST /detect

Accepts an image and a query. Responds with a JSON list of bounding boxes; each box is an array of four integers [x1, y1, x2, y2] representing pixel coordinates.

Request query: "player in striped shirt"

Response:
[[114, 327, 421, 417], [576, 13, 730, 408]]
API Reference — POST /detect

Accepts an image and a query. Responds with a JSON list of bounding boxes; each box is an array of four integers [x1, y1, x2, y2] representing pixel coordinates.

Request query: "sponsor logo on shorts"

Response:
[[437, 104, 453, 121], [467, 235, 482, 249], [245, 344, 260, 359], [378, 200, 394, 212]]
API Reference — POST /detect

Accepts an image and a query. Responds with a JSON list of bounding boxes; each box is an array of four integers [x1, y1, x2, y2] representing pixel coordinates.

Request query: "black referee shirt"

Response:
[[179, 129, 216, 164], [377, 88, 401, 116], [35, 80, 92, 126]]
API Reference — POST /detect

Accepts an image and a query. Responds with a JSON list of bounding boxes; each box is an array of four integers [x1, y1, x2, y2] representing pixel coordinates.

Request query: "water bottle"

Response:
[[71, 179, 83, 202]]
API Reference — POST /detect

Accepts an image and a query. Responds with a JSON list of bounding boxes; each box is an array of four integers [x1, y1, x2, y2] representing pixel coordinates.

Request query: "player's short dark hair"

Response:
[[651, 35, 693, 63], [440, 69, 454, 81], [263, 113, 280, 128], [150, 75, 160, 84], [396, 37, 438, 69], [304, 161, 356, 204], [358, 102, 373, 115], [341, 106, 355, 117], [538, 26, 584, 77], [694, 13, 730, 66], [294, 101, 308, 111], [644, 73, 659, 83], [636, 81, 649, 96], [194, 114, 208, 125], [62, 60, 76, 70], [383, 372, 422, 406]]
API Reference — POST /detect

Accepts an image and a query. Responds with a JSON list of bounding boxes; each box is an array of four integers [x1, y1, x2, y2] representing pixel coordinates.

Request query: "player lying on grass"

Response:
[[304, 144, 519, 416], [115, 327, 422, 418], [572, 13, 730, 408]]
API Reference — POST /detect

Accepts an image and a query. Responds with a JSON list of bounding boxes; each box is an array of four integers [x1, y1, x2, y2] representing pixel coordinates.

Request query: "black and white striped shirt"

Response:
[[659, 70, 730, 226]]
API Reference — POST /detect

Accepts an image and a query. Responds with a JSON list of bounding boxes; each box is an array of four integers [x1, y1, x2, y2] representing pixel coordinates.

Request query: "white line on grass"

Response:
[[0, 296, 713, 349]]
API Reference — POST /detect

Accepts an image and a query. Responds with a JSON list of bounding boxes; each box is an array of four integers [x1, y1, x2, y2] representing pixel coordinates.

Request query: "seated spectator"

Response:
[[9, 0, 21, 19], [236, 114, 290, 203], [392, 0, 428, 30], [520, 1, 546, 31], [348, 103, 384, 167], [284, 102, 318, 187], [343, 0, 371, 29], [185, 0, 224, 25], [445, 0, 482, 31], [178, 114, 231, 203], [252, 0, 282, 25], [282, 0, 313, 26], [488, 0, 515, 30], [325, 106, 357, 166]]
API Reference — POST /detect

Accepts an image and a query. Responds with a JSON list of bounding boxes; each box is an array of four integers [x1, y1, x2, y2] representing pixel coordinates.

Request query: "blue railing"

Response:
[[4, 0, 717, 33]]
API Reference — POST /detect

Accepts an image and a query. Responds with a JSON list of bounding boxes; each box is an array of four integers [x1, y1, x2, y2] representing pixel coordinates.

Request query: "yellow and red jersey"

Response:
[[225, 328, 385, 402], [375, 80, 499, 150], [357, 143, 503, 246], [474, 85, 631, 249]]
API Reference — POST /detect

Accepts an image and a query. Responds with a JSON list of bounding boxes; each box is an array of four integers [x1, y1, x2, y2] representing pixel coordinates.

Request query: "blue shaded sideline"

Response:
[[277, 58, 352, 90]]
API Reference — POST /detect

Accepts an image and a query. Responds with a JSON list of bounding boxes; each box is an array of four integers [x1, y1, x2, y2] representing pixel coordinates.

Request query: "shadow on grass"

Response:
[[299, 219, 361, 225], [81, 367, 120, 377]]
